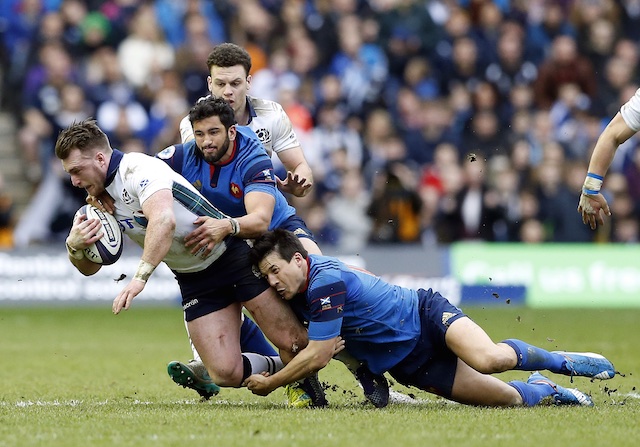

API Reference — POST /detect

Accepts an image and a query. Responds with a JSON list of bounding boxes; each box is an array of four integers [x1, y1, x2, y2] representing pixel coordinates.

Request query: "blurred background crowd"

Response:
[[2, 0, 640, 253]]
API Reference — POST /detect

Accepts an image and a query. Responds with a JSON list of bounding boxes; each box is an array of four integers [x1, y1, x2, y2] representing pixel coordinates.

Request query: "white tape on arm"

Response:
[[582, 172, 603, 195]]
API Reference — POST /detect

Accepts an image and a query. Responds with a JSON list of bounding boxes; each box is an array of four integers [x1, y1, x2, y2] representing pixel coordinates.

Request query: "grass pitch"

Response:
[[0, 306, 638, 447]]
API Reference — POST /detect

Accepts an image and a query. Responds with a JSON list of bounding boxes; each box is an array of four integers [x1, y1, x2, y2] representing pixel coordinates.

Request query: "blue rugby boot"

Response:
[[552, 351, 615, 379], [528, 372, 594, 406]]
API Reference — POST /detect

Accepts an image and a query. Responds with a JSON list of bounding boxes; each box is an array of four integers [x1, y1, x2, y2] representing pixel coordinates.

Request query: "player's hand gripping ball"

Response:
[[75, 205, 123, 265]]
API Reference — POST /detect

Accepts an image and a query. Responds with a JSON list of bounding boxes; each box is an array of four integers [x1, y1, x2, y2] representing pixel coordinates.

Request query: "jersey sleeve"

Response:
[[620, 88, 640, 132], [270, 102, 301, 154], [306, 275, 347, 341], [236, 130, 278, 196], [155, 144, 185, 175]]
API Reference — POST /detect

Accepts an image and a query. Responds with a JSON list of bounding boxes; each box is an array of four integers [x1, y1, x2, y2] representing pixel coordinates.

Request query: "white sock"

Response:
[[242, 353, 284, 376]]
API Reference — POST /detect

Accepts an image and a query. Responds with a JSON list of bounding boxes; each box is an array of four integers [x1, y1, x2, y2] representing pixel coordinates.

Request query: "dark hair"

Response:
[[206, 43, 252, 76], [249, 229, 308, 267], [188, 96, 237, 129], [55, 119, 111, 160]]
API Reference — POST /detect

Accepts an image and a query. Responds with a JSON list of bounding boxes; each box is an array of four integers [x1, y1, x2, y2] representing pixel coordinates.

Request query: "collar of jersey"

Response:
[[245, 95, 257, 125], [105, 149, 124, 188]]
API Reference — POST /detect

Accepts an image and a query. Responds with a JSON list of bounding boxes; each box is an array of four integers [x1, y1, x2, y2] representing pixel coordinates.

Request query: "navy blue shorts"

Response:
[[174, 238, 270, 322], [388, 288, 467, 398], [278, 215, 316, 241]]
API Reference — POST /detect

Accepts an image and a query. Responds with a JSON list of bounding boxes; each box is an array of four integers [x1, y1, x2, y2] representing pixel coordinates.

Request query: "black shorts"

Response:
[[388, 288, 467, 398], [175, 238, 270, 321]]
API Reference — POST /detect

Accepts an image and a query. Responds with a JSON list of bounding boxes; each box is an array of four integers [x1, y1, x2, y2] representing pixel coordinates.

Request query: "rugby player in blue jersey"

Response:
[[244, 229, 616, 408], [160, 96, 399, 407], [158, 96, 327, 406]]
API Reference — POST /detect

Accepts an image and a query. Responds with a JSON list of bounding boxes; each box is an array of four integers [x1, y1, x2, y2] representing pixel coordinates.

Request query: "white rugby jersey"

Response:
[[179, 95, 300, 157], [620, 88, 640, 132], [105, 150, 228, 273]]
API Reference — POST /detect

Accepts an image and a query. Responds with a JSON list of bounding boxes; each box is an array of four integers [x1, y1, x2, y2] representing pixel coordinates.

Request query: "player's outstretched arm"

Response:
[[276, 147, 314, 197], [578, 112, 636, 229], [113, 190, 175, 314], [244, 337, 341, 395]]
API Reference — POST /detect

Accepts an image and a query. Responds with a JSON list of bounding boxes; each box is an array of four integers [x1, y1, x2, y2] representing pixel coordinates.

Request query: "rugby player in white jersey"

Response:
[[57, 119, 312, 394], [179, 42, 314, 199]]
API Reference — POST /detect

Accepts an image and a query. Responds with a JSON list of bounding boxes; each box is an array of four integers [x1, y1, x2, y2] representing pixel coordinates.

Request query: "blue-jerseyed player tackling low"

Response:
[[244, 229, 616, 407]]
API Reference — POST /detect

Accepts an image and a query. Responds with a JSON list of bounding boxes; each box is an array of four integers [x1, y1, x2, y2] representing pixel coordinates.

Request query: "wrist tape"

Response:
[[133, 259, 156, 283], [582, 172, 603, 195]]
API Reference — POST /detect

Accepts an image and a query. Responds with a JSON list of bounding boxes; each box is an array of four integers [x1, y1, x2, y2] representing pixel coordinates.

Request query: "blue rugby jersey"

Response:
[[291, 255, 422, 374], [156, 126, 296, 229]]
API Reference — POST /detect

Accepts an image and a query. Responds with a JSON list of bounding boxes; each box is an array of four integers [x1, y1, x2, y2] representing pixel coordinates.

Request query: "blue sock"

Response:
[[508, 380, 556, 406], [239, 316, 278, 356], [502, 339, 564, 372]]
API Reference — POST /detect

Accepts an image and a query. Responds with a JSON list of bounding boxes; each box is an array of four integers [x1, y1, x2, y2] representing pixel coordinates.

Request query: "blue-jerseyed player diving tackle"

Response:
[[244, 229, 616, 407]]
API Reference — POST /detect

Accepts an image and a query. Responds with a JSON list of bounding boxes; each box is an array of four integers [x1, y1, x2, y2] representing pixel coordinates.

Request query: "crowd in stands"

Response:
[[2, 0, 640, 252]]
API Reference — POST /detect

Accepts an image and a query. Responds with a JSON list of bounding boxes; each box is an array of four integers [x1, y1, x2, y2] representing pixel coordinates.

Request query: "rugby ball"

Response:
[[75, 205, 123, 265]]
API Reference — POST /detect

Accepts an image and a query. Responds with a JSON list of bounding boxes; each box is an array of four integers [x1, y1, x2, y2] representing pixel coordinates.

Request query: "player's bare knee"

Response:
[[471, 350, 514, 373]]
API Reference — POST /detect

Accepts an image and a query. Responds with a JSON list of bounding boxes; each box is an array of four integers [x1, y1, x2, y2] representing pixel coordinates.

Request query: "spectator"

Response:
[[18, 41, 77, 183], [116, 4, 174, 90], [533, 35, 597, 110], [173, 12, 216, 105], [326, 169, 372, 253], [368, 161, 422, 243], [0, 173, 14, 248], [434, 156, 505, 242]]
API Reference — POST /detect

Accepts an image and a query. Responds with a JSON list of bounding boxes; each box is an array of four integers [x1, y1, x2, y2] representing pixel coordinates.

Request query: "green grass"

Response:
[[0, 306, 638, 447]]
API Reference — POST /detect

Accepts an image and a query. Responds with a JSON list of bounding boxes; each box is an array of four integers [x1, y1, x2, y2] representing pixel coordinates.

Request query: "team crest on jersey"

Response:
[[157, 146, 176, 159], [261, 169, 273, 181], [320, 297, 331, 310], [254, 128, 272, 146], [121, 189, 134, 204], [230, 182, 242, 198], [251, 264, 261, 278]]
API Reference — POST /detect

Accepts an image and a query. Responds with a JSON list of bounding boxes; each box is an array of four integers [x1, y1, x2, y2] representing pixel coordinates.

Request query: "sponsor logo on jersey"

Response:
[[441, 311, 456, 326], [139, 179, 149, 189], [157, 146, 176, 159], [121, 189, 134, 204], [230, 182, 242, 198]]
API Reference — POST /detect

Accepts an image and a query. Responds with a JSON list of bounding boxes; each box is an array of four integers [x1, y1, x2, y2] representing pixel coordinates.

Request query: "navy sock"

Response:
[[239, 316, 278, 356], [508, 380, 556, 406], [502, 339, 564, 372]]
